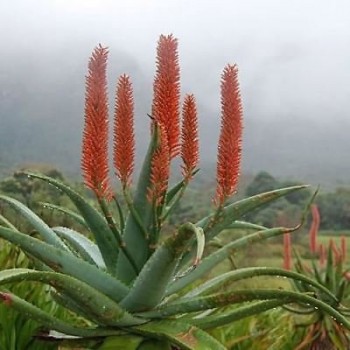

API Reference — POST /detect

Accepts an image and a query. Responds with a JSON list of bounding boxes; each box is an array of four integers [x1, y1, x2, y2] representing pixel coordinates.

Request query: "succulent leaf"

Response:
[[0, 226, 129, 302], [53, 226, 105, 268], [117, 128, 159, 284], [168, 226, 299, 295], [120, 223, 198, 312], [0, 195, 68, 251], [134, 320, 226, 350], [0, 269, 144, 327], [21, 172, 120, 275]]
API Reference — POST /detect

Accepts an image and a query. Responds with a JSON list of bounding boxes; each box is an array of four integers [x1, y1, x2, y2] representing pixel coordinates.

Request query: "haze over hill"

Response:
[[1, 0, 350, 189]]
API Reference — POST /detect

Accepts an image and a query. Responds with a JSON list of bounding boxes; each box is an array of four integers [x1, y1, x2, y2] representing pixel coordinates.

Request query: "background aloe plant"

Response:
[[282, 205, 350, 349], [0, 34, 349, 350]]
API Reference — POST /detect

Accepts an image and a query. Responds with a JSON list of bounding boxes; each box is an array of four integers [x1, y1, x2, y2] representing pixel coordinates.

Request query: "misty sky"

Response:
[[2, 0, 350, 120], [1, 0, 350, 183]]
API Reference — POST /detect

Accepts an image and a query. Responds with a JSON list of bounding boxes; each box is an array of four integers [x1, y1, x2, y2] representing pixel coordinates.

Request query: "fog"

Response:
[[1, 0, 350, 187]]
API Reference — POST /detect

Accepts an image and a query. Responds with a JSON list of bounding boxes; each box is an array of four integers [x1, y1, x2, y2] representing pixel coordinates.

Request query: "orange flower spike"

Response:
[[114, 74, 135, 188], [309, 205, 320, 253], [340, 236, 347, 262], [318, 243, 326, 267], [147, 125, 170, 206], [81, 45, 113, 200], [152, 34, 181, 159], [214, 64, 243, 206], [181, 94, 199, 180], [283, 233, 292, 270]]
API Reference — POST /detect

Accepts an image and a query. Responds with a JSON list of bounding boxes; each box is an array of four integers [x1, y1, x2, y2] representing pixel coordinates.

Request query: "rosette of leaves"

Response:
[[0, 35, 348, 350], [283, 206, 350, 350]]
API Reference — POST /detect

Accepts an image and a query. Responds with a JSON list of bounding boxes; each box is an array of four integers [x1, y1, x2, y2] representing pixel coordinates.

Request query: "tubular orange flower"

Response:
[[319, 243, 326, 267], [309, 205, 320, 253], [283, 233, 292, 270], [181, 94, 199, 180], [81, 45, 112, 200], [114, 74, 135, 188], [147, 125, 170, 206], [341, 235, 347, 262], [214, 64, 243, 206], [152, 34, 181, 159]]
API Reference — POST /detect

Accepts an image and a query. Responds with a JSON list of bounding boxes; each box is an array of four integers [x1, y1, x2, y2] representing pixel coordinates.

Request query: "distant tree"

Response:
[[245, 171, 278, 197]]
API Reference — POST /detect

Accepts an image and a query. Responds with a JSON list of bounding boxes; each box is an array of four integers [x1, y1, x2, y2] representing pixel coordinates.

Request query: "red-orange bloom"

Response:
[[81, 45, 112, 200], [283, 233, 292, 270], [114, 74, 135, 188], [147, 125, 170, 206], [181, 94, 199, 180], [152, 34, 181, 159], [318, 243, 326, 267], [341, 235, 347, 262], [214, 64, 243, 206], [309, 204, 320, 253]]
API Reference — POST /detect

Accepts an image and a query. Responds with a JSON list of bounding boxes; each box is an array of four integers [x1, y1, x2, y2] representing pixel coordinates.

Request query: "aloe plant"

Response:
[[283, 205, 350, 349], [0, 35, 348, 350]]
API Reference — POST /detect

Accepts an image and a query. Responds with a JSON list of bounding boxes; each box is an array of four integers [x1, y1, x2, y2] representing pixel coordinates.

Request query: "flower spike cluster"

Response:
[[152, 34, 181, 159], [181, 94, 199, 180], [114, 74, 135, 188], [214, 64, 243, 207], [81, 45, 113, 200]]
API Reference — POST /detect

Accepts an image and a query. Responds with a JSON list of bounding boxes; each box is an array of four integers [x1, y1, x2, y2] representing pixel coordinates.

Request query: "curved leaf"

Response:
[[0, 291, 126, 337], [0, 195, 68, 251], [134, 320, 226, 350], [120, 223, 197, 312], [0, 269, 143, 327], [183, 267, 337, 303], [39, 202, 88, 228], [178, 185, 308, 270], [190, 299, 287, 329], [22, 172, 119, 275], [53, 226, 105, 268], [138, 289, 350, 329], [0, 226, 129, 302], [168, 226, 299, 295]]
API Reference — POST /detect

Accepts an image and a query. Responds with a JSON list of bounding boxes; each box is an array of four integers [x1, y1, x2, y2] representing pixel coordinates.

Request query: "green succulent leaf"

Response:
[[139, 289, 350, 328], [39, 202, 88, 228], [0, 226, 129, 303], [178, 185, 308, 269], [22, 172, 119, 275], [117, 127, 159, 284], [225, 221, 267, 231], [99, 335, 144, 350], [120, 223, 198, 312], [0, 195, 68, 251], [53, 226, 105, 268], [0, 269, 144, 327], [183, 267, 337, 304], [168, 226, 299, 295], [190, 299, 287, 329], [0, 291, 125, 337], [134, 320, 226, 350]]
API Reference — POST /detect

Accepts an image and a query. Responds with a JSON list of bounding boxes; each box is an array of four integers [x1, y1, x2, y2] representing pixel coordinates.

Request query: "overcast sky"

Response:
[[2, 0, 350, 122]]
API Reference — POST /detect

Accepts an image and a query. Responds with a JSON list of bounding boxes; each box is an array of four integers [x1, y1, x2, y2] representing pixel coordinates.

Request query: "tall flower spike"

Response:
[[214, 64, 243, 206], [152, 34, 181, 159], [147, 124, 170, 206], [341, 235, 347, 262], [309, 204, 320, 253], [114, 74, 135, 188], [81, 45, 112, 200], [181, 94, 199, 180]]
